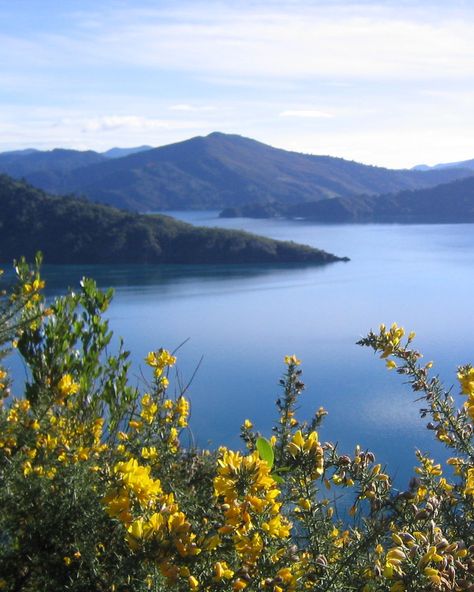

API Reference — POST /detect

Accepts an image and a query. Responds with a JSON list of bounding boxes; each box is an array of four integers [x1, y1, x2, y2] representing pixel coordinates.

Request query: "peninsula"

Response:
[[0, 175, 348, 265]]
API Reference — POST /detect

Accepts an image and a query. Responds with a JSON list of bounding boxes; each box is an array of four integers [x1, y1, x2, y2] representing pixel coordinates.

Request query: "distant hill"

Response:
[[413, 158, 474, 172], [1, 148, 40, 156], [222, 176, 474, 223], [0, 149, 107, 195], [0, 175, 347, 265], [0, 133, 471, 211], [102, 146, 153, 159], [0, 148, 106, 176]]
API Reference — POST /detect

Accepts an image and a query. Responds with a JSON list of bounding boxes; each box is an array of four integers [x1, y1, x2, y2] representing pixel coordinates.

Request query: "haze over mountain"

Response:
[[0, 145, 153, 178], [0, 174, 346, 265], [102, 146, 153, 159], [221, 176, 474, 224], [0, 133, 471, 212], [413, 158, 474, 172]]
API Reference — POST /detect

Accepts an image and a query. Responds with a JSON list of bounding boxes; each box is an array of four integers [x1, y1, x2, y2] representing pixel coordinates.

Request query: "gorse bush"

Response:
[[0, 258, 472, 592]]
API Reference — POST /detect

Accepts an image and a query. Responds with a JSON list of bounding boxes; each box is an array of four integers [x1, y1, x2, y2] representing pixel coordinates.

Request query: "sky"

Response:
[[1, 0, 474, 168]]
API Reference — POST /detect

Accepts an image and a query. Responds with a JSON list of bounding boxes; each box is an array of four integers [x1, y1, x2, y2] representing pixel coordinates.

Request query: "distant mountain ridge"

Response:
[[0, 174, 347, 265], [102, 146, 153, 159], [1, 145, 152, 160], [221, 176, 474, 223], [0, 133, 471, 211], [0, 145, 153, 182], [413, 158, 474, 172]]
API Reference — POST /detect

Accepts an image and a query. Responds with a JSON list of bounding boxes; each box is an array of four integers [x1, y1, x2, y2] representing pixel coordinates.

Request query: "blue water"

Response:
[[5, 213, 474, 489]]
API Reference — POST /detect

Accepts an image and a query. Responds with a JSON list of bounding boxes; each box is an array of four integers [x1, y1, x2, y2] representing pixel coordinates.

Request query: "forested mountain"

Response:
[[0, 148, 106, 177], [221, 176, 474, 223], [0, 133, 471, 211], [0, 175, 346, 264]]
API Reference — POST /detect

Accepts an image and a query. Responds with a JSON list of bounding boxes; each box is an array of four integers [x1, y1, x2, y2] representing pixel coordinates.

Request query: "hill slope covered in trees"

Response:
[[221, 175, 474, 223], [0, 175, 346, 264], [0, 133, 471, 211]]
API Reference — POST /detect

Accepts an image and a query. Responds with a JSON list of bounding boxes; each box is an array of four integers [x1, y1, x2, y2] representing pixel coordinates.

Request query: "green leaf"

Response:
[[273, 466, 290, 474], [271, 473, 284, 484], [256, 437, 274, 469]]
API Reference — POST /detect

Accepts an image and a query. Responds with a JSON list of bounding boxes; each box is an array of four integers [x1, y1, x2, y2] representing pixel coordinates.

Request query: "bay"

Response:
[[6, 213, 474, 489]]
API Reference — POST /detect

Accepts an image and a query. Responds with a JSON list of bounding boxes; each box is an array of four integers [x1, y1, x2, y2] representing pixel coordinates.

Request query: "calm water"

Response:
[[6, 213, 474, 488]]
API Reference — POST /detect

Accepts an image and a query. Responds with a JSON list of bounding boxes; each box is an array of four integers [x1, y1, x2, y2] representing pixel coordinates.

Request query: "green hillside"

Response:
[[0, 133, 471, 211], [221, 175, 474, 223], [0, 175, 347, 264]]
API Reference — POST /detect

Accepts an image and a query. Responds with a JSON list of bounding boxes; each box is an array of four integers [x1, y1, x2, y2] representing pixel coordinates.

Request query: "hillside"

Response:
[[222, 176, 474, 223], [0, 175, 347, 265], [102, 146, 153, 159], [0, 148, 107, 198], [0, 148, 106, 178], [0, 133, 471, 211]]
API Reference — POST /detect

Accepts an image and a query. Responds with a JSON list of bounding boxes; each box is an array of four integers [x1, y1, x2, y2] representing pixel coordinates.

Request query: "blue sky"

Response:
[[1, 0, 474, 167]]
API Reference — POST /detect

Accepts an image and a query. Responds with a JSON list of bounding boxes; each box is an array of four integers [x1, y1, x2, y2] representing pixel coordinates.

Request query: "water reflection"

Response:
[[17, 261, 336, 295], [3, 214, 473, 491]]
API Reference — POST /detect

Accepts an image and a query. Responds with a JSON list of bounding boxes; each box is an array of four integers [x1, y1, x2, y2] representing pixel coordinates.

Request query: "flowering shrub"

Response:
[[0, 258, 472, 591]]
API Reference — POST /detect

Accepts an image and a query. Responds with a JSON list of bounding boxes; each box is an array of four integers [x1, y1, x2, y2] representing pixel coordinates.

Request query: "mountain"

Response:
[[0, 148, 105, 176], [1, 148, 40, 156], [0, 175, 347, 265], [0, 148, 107, 195], [102, 146, 153, 159], [225, 176, 474, 223], [0, 133, 472, 211], [413, 158, 474, 172]]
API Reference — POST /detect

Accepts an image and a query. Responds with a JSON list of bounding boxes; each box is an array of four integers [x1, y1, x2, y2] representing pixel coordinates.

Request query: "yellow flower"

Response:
[[145, 512, 165, 535], [284, 354, 301, 366], [176, 396, 190, 427], [214, 561, 234, 581], [262, 515, 291, 538], [458, 366, 474, 396], [415, 457, 442, 477], [145, 349, 176, 369], [141, 446, 158, 461], [110, 458, 163, 509], [0, 369, 7, 391], [214, 449, 277, 501], [465, 468, 474, 495], [127, 518, 145, 549], [277, 567, 295, 586], [127, 518, 143, 539], [57, 374, 80, 398], [298, 498, 311, 510], [379, 323, 405, 358], [287, 430, 324, 477]]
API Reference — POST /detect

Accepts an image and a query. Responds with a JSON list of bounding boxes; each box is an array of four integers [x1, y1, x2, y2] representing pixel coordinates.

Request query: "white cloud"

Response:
[[169, 104, 216, 112], [279, 110, 333, 118], [267, 127, 474, 169], [82, 115, 207, 133], [0, 106, 218, 153], [2, 2, 474, 166], [5, 3, 474, 83], [50, 3, 474, 82]]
